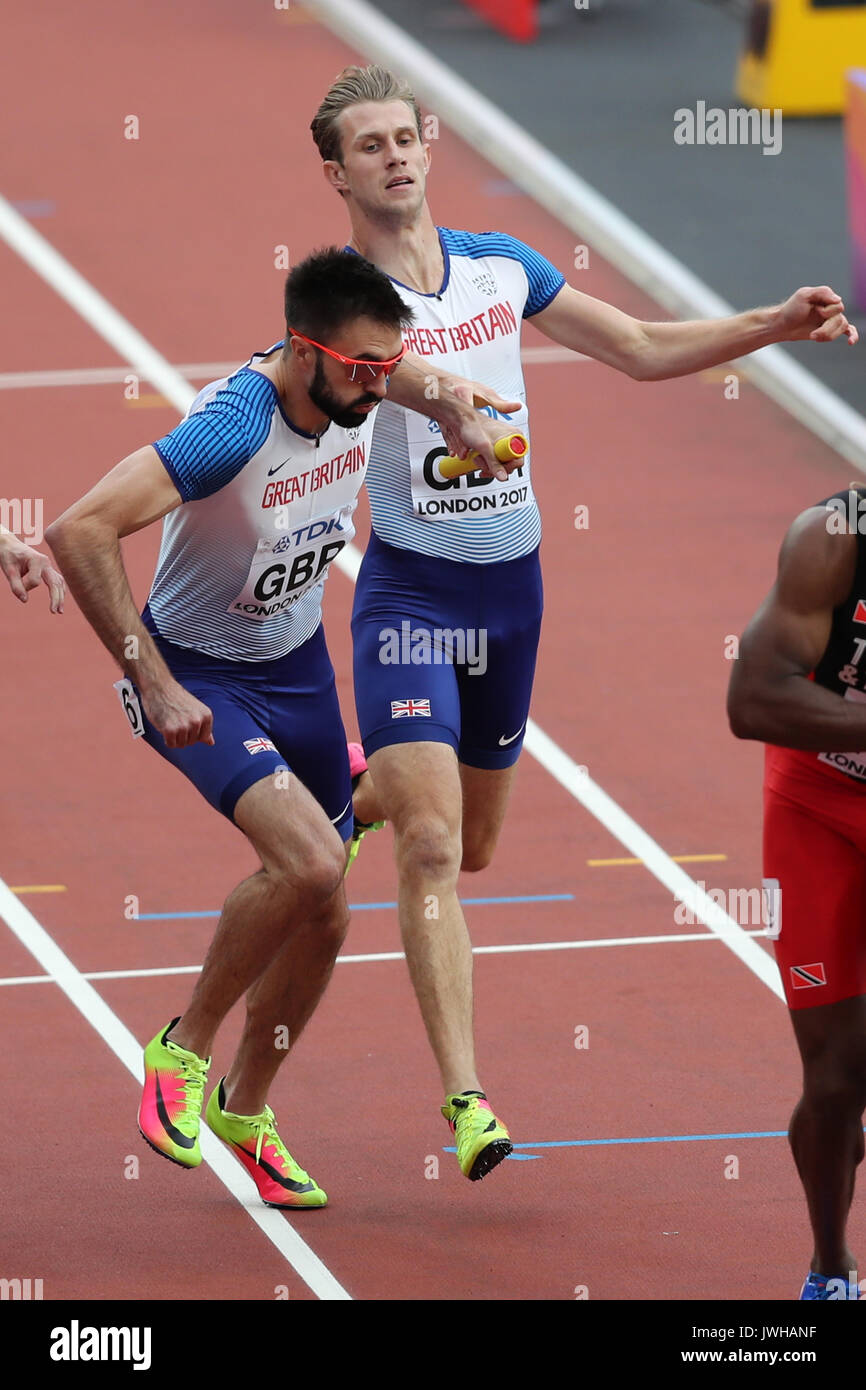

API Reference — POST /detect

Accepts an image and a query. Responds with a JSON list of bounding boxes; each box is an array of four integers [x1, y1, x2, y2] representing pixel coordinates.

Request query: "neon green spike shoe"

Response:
[[344, 815, 386, 876], [442, 1090, 513, 1181], [205, 1079, 327, 1209], [138, 1017, 211, 1167]]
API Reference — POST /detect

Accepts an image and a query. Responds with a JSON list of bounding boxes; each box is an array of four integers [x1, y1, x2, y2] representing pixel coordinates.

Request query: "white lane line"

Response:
[[0, 879, 350, 1299], [524, 724, 784, 999], [0, 198, 196, 415], [0, 365, 145, 390], [0, 345, 586, 392], [0, 928, 773, 988], [0, 194, 352, 1300], [305, 0, 866, 471]]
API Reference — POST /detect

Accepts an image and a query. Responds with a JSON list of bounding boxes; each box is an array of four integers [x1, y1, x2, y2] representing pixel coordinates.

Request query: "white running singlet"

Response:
[[362, 227, 565, 564], [147, 345, 374, 661]]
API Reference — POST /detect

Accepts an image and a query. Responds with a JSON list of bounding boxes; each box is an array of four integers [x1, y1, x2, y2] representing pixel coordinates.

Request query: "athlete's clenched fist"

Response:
[[142, 680, 215, 749]]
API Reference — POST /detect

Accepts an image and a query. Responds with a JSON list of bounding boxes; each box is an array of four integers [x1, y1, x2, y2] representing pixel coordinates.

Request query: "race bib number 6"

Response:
[[113, 678, 145, 738]]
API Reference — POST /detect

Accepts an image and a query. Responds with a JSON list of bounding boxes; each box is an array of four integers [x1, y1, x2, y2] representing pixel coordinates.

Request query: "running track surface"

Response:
[[1, 0, 861, 1302]]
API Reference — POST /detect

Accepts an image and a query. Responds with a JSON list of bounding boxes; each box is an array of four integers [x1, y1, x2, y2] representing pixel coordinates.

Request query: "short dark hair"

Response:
[[284, 247, 413, 345]]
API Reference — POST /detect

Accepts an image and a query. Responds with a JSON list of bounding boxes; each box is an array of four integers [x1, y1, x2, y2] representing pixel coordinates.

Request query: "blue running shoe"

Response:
[[799, 1271, 862, 1300]]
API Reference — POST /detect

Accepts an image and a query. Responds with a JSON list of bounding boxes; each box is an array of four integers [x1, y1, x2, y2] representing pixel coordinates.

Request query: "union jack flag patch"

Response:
[[790, 962, 827, 989], [243, 737, 277, 755], [390, 699, 431, 718]]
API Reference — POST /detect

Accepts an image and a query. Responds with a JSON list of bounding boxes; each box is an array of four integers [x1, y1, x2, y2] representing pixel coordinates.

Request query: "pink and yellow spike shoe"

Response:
[[347, 741, 368, 785], [345, 741, 385, 877], [205, 1079, 327, 1209], [138, 1018, 211, 1168]]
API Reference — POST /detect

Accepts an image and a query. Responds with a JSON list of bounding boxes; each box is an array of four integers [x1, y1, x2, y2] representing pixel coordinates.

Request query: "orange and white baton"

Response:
[[437, 431, 528, 480]]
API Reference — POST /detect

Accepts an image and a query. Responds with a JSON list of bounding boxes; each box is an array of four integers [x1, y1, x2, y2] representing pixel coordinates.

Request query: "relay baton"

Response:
[[438, 432, 528, 480]]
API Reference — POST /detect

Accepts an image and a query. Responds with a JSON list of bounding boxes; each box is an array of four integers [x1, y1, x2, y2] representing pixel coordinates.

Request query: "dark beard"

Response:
[[308, 355, 379, 429]]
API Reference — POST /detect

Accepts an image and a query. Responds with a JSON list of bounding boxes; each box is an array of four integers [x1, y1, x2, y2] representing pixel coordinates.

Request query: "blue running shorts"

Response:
[[351, 531, 543, 770]]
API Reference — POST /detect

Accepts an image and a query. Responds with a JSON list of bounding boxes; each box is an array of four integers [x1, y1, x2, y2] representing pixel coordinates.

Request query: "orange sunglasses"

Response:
[[288, 327, 405, 382]]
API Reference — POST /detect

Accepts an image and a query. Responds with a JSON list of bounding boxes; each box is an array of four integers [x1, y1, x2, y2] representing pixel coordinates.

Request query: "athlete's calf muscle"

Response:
[[459, 763, 516, 871]]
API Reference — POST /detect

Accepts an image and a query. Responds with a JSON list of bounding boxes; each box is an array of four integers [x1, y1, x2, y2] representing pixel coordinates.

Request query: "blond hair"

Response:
[[311, 65, 423, 163]]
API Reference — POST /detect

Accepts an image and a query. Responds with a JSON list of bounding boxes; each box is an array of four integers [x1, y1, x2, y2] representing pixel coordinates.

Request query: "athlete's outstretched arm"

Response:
[[727, 506, 866, 750], [45, 447, 213, 748], [531, 283, 858, 381], [385, 352, 522, 481]]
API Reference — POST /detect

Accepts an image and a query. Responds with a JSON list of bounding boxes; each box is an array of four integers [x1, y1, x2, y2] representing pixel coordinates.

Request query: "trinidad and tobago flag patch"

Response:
[[853, 600, 866, 624], [790, 962, 827, 989]]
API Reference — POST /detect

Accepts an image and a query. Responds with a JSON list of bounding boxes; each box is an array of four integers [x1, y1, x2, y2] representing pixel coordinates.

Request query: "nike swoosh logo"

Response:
[[498, 725, 525, 747], [155, 1074, 196, 1149], [237, 1146, 316, 1193], [330, 798, 352, 825], [267, 456, 292, 477]]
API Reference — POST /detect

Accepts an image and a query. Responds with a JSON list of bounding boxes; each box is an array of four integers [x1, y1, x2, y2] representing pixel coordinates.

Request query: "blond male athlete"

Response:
[[311, 64, 857, 1182]]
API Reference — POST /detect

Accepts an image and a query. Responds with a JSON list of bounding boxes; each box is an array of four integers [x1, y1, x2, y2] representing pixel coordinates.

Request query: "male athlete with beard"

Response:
[[46, 248, 509, 1207]]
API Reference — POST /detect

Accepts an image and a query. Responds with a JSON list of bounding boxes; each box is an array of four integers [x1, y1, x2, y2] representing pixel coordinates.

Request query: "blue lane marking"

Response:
[[138, 910, 219, 920], [136, 892, 573, 920], [444, 1129, 794, 1161], [513, 1130, 790, 1148], [12, 199, 56, 218], [351, 893, 573, 912]]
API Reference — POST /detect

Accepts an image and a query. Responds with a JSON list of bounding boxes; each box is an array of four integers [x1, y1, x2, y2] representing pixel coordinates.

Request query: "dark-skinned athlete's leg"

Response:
[[788, 996, 866, 1290], [765, 773, 866, 1297]]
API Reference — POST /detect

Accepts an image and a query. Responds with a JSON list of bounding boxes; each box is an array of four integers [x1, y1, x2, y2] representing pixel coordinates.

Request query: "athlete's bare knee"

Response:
[[460, 838, 495, 873], [266, 840, 346, 908], [395, 815, 460, 882], [304, 847, 346, 905], [801, 1048, 866, 1118]]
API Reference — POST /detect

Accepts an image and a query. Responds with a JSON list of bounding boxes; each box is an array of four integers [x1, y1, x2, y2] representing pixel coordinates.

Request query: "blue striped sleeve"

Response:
[[152, 370, 276, 502], [439, 228, 566, 317]]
